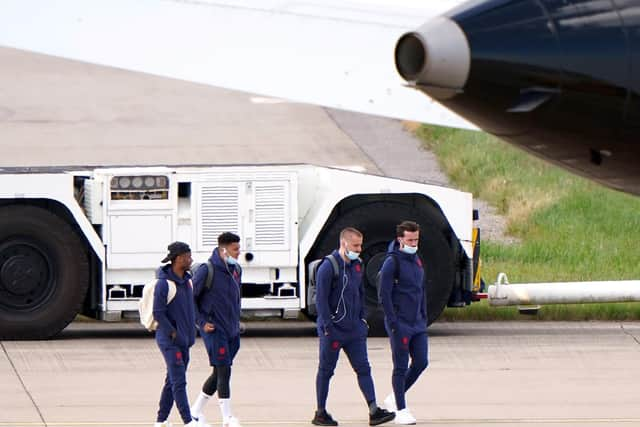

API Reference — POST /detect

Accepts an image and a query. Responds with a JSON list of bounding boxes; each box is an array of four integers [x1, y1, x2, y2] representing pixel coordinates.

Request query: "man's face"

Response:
[[343, 234, 363, 253], [176, 252, 193, 270], [399, 230, 419, 248], [225, 242, 241, 260]]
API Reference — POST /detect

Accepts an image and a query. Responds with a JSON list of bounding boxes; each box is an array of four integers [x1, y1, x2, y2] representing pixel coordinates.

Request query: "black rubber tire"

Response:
[[306, 201, 456, 337], [0, 205, 89, 339]]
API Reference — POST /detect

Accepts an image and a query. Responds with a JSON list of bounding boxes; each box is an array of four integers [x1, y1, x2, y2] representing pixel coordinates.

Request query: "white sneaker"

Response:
[[153, 421, 172, 427], [185, 421, 199, 427], [383, 393, 398, 413], [192, 413, 211, 427], [222, 416, 242, 427], [394, 409, 416, 425]]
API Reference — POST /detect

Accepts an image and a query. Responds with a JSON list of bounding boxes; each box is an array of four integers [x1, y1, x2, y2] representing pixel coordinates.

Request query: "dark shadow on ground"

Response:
[[48, 320, 318, 340]]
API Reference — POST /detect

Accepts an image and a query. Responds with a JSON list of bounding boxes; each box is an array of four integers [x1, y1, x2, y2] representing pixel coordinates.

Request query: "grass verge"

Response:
[[414, 125, 640, 320]]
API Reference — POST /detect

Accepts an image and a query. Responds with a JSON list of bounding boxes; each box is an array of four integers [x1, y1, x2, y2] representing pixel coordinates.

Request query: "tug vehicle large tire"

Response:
[[306, 198, 456, 337], [0, 205, 89, 339]]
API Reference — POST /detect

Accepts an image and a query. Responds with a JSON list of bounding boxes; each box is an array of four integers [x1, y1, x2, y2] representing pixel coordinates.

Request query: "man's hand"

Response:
[[203, 322, 215, 333], [390, 322, 398, 334]]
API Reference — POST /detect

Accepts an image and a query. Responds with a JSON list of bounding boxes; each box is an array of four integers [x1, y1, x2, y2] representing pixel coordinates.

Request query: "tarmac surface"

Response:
[[0, 46, 378, 173], [2, 321, 640, 427]]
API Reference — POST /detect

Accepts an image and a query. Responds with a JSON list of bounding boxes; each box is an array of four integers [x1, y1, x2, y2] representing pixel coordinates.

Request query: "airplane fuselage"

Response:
[[397, 0, 640, 195]]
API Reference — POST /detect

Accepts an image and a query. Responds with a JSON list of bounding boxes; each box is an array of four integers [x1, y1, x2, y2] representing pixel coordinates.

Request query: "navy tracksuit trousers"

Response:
[[157, 344, 192, 424], [389, 330, 428, 410], [316, 333, 376, 409]]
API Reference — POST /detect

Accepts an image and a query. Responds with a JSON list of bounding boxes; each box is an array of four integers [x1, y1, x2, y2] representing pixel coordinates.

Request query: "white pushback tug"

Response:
[[0, 164, 481, 339]]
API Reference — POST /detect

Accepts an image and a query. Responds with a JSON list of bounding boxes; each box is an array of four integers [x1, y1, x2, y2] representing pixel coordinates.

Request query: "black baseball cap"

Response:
[[161, 241, 191, 263]]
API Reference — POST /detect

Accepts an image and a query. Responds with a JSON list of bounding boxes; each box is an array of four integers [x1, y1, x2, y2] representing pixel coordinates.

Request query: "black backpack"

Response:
[[306, 254, 340, 316], [192, 260, 215, 291], [192, 260, 243, 292], [376, 253, 400, 301]]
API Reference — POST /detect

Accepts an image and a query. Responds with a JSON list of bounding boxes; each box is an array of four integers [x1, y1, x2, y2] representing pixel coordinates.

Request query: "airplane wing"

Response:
[[0, 0, 475, 130]]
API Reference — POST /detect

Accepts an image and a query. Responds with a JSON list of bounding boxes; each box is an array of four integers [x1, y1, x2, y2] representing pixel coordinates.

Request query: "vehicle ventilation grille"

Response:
[[200, 186, 239, 246], [255, 185, 286, 247]]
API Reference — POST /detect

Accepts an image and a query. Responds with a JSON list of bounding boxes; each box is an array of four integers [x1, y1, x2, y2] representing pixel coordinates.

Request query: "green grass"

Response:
[[440, 300, 640, 321], [414, 125, 640, 320]]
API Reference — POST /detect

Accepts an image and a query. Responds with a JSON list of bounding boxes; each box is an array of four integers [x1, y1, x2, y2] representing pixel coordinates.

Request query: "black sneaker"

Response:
[[369, 407, 395, 426], [312, 409, 339, 426]]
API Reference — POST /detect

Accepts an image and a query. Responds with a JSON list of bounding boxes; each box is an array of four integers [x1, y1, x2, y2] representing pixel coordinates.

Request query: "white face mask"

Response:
[[345, 250, 360, 260], [400, 245, 418, 255], [399, 238, 419, 254], [342, 240, 360, 260]]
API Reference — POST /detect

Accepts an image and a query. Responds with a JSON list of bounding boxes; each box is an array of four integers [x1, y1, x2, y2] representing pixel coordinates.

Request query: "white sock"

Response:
[[192, 391, 212, 416], [219, 398, 232, 420]]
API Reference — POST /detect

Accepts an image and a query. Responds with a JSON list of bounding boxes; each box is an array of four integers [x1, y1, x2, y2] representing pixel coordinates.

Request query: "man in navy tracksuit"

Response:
[[312, 227, 395, 427], [379, 221, 428, 425], [191, 232, 243, 427], [153, 241, 198, 427]]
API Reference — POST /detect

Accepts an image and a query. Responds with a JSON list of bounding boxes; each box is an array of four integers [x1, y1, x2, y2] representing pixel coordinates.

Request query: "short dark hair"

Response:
[[339, 227, 362, 241], [396, 220, 420, 237], [218, 232, 240, 246]]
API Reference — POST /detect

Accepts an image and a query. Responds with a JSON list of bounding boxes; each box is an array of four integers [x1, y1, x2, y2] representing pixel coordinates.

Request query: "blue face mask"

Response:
[[226, 255, 238, 265], [400, 244, 418, 255], [346, 250, 360, 260]]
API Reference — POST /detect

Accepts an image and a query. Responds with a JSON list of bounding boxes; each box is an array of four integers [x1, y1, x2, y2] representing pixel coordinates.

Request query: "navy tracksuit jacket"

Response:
[[378, 240, 427, 335], [315, 250, 368, 339], [193, 248, 242, 337]]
